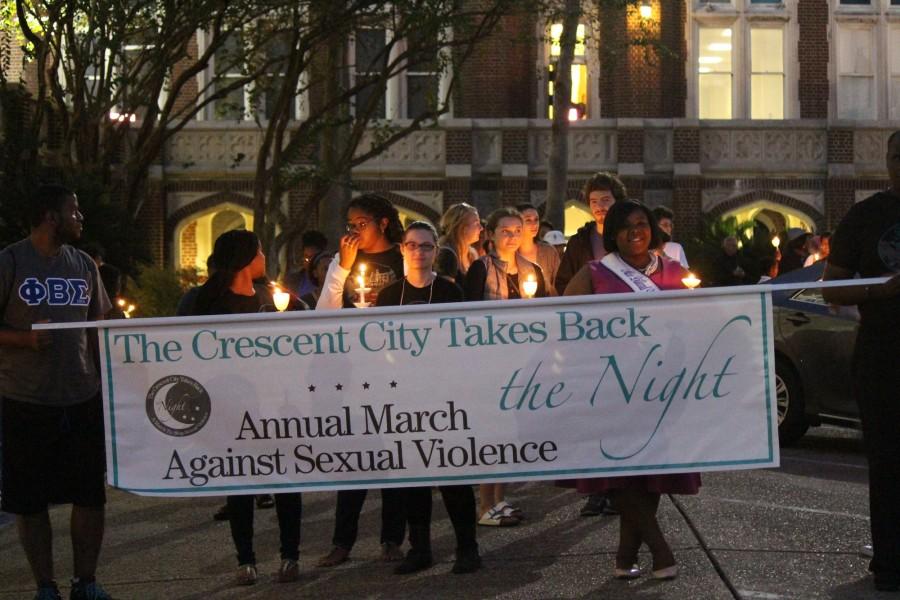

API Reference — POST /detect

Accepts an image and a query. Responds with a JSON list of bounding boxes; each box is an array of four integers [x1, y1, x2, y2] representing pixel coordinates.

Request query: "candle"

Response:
[[356, 276, 366, 305], [523, 274, 538, 298], [682, 273, 701, 289], [772, 236, 781, 249], [272, 286, 290, 312]]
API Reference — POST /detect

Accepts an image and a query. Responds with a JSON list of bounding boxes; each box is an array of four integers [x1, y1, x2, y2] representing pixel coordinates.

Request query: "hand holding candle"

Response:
[[273, 286, 290, 312], [523, 273, 538, 298], [682, 272, 701, 289]]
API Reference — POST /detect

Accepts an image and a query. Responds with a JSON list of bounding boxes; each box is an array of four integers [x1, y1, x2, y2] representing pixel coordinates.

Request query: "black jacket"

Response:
[[555, 222, 599, 293]]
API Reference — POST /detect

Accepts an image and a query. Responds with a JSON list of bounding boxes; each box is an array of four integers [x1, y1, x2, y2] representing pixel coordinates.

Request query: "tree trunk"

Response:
[[545, 0, 581, 232]]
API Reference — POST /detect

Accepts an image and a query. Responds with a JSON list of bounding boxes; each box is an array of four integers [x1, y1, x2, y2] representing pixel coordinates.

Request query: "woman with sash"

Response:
[[562, 200, 701, 581], [463, 207, 548, 527]]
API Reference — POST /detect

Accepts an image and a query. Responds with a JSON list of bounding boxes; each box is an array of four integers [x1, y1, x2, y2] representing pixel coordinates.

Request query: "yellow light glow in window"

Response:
[[550, 23, 586, 58]]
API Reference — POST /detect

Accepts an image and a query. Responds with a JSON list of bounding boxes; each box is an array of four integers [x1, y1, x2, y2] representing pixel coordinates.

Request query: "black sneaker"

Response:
[[393, 550, 433, 575], [452, 549, 482, 574], [69, 579, 112, 600], [33, 583, 62, 600], [213, 504, 229, 521], [579, 494, 608, 517]]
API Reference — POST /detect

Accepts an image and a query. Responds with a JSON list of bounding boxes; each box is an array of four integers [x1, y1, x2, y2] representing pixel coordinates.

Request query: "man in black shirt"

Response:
[[824, 130, 900, 593]]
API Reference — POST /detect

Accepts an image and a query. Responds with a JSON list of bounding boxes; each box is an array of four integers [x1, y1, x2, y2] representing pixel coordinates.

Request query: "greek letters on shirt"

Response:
[[18, 277, 90, 306]]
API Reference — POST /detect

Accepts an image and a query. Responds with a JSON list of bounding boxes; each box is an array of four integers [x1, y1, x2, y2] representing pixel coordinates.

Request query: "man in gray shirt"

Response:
[[0, 184, 112, 600]]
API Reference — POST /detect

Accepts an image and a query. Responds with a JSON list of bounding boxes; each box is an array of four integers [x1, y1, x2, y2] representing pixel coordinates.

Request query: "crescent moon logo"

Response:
[[146, 375, 211, 437]]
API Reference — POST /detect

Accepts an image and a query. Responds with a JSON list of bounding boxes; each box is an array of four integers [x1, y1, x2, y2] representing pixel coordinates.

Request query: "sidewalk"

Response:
[[0, 429, 887, 599]]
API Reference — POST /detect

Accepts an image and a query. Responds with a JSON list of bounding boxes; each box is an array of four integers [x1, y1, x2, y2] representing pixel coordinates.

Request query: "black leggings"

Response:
[[227, 493, 302, 565], [404, 485, 478, 556]]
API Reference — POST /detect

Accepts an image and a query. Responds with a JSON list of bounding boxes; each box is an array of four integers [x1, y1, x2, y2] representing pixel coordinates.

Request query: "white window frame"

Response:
[[535, 19, 601, 120], [348, 25, 451, 121], [688, 0, 798, 120], [197, 27, 307, 123], [830, 0, 900, 121], [64, 33, 166, 124]]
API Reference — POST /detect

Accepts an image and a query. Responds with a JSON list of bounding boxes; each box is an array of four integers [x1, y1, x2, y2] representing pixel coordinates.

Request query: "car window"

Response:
[[790, 287, 828, 307]]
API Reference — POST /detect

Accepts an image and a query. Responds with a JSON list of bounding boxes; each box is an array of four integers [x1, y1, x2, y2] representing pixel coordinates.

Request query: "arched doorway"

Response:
[[173, 203, 255, 274], [721, 200, 818, 237], [563, 200, 593, 238]]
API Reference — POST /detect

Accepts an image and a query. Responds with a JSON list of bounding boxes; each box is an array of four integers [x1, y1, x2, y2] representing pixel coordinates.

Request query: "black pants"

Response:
[[228, 492, 302, 565], [331, 488, 405, 550], [854, 335, 900, 582], [405, 485, 478, 556]]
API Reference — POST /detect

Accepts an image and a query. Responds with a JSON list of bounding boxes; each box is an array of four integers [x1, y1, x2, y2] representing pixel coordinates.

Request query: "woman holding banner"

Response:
[[375, 221, 482, 575], [463, 207, 548, 527], [316, 193, 408, 567], [193, 230, 303, 586], [562, 200, 701, 581]]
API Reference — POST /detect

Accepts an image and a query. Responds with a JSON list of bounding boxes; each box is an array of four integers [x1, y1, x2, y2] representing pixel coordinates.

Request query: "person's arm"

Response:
[[0, 328, 49, 350], [316, 257, 350, 309], [87, 258, 111, 321], [822, 263, 900, 305], [555, 242, 579, 293], [462, 260, 487, 301], [563, 264, 594, 296]]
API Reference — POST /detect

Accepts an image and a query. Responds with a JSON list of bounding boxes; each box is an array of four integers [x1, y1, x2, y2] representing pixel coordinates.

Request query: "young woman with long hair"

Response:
[[315, 193, 408, 568], [462, 207, 547, 527], [515, 203, 560, 295], [436, 203, 482, 283], [191, 229, 303, 586]]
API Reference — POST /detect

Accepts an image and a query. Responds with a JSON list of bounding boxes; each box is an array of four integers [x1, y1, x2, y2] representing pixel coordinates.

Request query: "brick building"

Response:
[[4, 0, 897, 273]]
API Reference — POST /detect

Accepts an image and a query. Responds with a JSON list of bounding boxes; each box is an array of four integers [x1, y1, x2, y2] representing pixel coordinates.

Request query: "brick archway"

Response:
[[707, 190, 825, 231], [379, 191, 441, 224], [167, 192, 255, 269], [165, 192, 255, 241]]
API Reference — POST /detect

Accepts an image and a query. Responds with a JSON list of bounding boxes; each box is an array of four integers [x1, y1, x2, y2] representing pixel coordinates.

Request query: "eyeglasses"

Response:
[[346, 219, 373, 233], [402, 242, 436, 253]]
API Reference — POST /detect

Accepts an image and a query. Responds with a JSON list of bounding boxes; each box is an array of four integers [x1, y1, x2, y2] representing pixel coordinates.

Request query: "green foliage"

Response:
[[684, 215, 777, 285], [130, 265, 191, 318]]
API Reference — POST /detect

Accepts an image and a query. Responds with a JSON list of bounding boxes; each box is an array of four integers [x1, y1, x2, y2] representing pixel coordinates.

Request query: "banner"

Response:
[[97, 290, 779, 496]]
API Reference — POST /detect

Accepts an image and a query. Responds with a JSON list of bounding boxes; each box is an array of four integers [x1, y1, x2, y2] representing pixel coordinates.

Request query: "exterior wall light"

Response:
[[639, 1, 652, 19]]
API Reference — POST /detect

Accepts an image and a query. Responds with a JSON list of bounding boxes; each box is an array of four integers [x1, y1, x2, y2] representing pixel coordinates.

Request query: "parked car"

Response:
[[771, 262, 861, 445]]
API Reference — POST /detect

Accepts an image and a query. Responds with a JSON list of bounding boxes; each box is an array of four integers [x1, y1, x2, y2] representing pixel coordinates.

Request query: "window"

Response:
[[836, 25, 875, 119], [202, 27, 304, 122], [698, 27, 733, 118], [832, 2, 900, 120], [750, 28, 784, 119], [691, 0, 793, 119], [545, 23, 589, 120], [353, 28, 389, 119], [349, 26, 445, 120], [211, 33, 246, 120]]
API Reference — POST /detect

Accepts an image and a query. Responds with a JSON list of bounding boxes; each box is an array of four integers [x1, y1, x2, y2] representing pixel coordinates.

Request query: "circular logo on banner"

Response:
[[878, 223, 900, 273], [146, 375, 211, 437]]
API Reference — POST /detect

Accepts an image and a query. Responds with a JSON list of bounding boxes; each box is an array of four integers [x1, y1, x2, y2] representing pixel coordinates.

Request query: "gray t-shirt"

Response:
[[0, 239, 111, 406]]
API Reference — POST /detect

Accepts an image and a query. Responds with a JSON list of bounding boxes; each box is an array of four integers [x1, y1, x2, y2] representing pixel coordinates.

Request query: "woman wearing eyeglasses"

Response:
[[463, 207, 548, 527], [374, 221, 482, 576], [315, 193, 409, 568], [317, 193, 405, 310]]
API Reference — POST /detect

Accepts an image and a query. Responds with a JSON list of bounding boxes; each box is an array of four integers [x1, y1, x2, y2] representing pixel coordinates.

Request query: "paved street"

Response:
[[0, 426, 890, 600]]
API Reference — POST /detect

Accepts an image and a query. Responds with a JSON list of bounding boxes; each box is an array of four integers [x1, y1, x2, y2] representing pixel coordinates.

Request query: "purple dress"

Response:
[[560, 255, 702, 495]]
